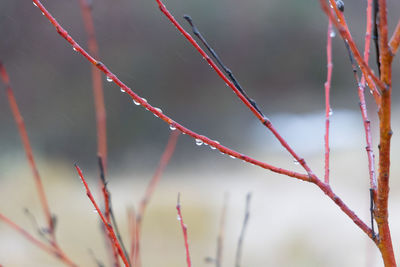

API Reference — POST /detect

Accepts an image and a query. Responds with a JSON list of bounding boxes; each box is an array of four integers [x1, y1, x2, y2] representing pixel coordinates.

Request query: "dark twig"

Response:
[[183, 15, 264, 117], [370, 188, 376, 239], [89, 249, 106, 267], [373, 0, 381, 76], [235, 193, 251, 267]]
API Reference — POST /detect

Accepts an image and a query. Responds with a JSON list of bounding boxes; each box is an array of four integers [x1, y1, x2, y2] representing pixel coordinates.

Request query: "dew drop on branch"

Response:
[[293, 159, 300, 165], [229, 155, 236, 159], [106, 76, 113, 82], [72, 46, 78, 52], [329, 108, 333, 116], [330, 30, 336, 38], [93, 209, 98, 213], [33, 2, 38, 7], [195, 139, 203, 146], [153, 108, 162, 117], [133, 99, 140, 105], [177, 215, 181, 221], [169, 124, 176, 131], [120, 88, 125, 93]]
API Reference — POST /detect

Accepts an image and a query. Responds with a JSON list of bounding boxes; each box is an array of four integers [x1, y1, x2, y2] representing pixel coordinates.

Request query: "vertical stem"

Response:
[[324, 19, 333, 183], [375, 1, 396, 266]]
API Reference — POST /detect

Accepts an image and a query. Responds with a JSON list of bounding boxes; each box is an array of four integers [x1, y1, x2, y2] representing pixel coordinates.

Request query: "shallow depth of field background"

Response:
[[1, 0, 400, 266]]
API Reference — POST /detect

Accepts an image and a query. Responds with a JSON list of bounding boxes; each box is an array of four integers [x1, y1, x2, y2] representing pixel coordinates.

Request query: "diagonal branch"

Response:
[[155, 0, 315, 177], [75, 164, 130, 267], [31, 0, 310, 182], [320, 0, 385, 97], [0, 62, 55, 241]]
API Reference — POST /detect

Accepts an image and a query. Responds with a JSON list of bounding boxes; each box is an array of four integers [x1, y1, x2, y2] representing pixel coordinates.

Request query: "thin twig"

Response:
[[98, 157, 131, 267], [78, 0, 108, 171], [0, 213, 77, 267], [134, 131, 180, 267], [373, 0, 381, 76], [176, 193, 191, 267], [324, 18, 333, 184], [127, 207, 137, 265], [235, 193, 251, 267], [215, 194, 228, 267], [183, 15, 264, 117], [74, 164, 130, 267], [0, 61, 55, 240]]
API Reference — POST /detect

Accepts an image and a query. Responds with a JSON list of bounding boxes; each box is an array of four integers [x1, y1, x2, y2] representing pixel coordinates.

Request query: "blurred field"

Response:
[[1, 109, 400, 267]]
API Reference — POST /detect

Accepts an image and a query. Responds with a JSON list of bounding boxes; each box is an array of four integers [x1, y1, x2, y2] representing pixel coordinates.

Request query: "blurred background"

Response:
[[1, 0, 400, 266]]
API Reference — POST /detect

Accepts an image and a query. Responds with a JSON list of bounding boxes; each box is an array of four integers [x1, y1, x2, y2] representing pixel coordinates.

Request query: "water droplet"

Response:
[[229, 155, 236, 159], [33, 2, 38, 7], [142, 98, 147, 103], [155, 107, 162, 113], [210, 145, 216, 150], [293, 159, 300, 165], [106, 76, 113, 82], [329, 108, 333, 116], [370, 89, 374, 95], [169, 124, 176, 131], [41, 12, 45, 16], [120, 88, 125, 93], [133, 99, 140, 105], [177, 215, 181, 221], [93, 209, 98, 213], [73, 46, 78, 52], [330, 30, 336, 38], [195, 139, 203, 146]]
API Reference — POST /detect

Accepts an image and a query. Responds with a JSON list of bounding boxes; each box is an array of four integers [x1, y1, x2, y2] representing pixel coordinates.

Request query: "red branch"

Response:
[[32, 0, 377, 252], [359, 0, 377, 191], [154, 0, 315, 177], [324, 19, 333, 184], [31, 0, 309, 182], [0, 213, 77, 267], [176, 194, 191, 267], [77, 0, 108, 171], [321, 0, 384, 103], [375, 1, 396, 266], [74, 165, 130, 267], [0, 62, 55, 239], [134, 131, 180, 267]]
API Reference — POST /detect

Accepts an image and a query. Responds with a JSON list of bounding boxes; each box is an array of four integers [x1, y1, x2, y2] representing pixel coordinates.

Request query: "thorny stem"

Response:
[[75, 165, 130, 267], [78, 0, 108, 171], [324, 19, 333, 184], [0, 213, 77, 267], [176, 194, 191, 267], [134, 131, 180, 267], [32, 0, 378, 258], [0, 62, 55, 240]]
